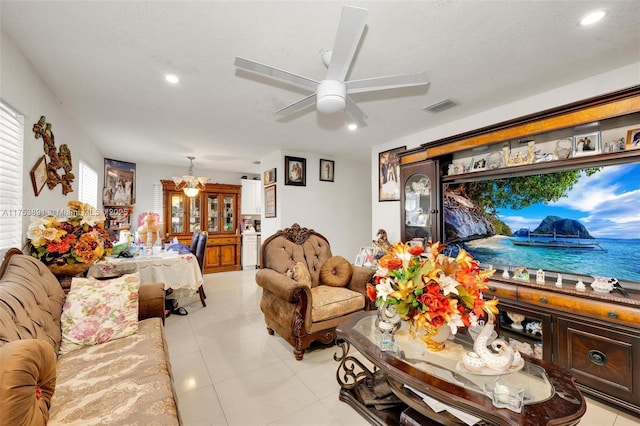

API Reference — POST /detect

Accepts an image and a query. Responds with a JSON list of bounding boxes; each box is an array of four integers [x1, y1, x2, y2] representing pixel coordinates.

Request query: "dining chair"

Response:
[[192, 231, 208, 307], [189, 229, 200, 254]]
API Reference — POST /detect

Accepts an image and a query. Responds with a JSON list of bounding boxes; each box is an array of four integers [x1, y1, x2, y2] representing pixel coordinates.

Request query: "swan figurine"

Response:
[[473, 319, 515, 372]]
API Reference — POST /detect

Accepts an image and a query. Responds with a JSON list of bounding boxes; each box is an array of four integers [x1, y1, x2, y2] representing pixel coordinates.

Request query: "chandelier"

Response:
[[172, 156, 208, 197]]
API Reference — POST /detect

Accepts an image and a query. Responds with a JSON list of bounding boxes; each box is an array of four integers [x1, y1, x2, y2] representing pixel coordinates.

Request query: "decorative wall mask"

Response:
[[32, 116, 74, 195]]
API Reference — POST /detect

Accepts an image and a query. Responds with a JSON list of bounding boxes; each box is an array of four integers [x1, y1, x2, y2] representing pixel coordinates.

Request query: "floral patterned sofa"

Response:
[[0, 249, 181, 425]]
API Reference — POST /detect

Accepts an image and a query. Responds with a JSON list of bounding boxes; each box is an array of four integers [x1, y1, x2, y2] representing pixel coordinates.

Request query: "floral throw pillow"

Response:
[[59, 272, 140, 355]]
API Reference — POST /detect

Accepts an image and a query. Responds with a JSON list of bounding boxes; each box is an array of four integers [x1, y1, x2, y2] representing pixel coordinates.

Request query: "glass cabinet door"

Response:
[[223, 195, 234, 232], [404, 173, 433, 242], [207, 194, 218, 233], [189, 197, 201, 232], [170, 194, 185, 234]]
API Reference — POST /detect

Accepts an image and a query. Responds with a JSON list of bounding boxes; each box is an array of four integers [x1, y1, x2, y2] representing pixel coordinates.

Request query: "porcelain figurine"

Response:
[[473, 320, 514, 372], [462, 351, 485, 372]]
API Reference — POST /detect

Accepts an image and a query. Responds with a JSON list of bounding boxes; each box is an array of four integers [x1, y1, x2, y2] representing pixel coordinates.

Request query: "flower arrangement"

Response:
[[366, 242, 498, 339], [27, 201, 112, 272]]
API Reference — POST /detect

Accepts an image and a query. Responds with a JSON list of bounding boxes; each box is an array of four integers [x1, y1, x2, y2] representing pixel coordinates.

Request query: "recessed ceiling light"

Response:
[[165, 74, 180, 84], [579, 9, 607, 26], [348, 123, 358, 131]]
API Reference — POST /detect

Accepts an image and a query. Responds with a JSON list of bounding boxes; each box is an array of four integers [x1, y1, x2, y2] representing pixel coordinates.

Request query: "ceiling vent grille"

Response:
[[423, 98, 459, 113]]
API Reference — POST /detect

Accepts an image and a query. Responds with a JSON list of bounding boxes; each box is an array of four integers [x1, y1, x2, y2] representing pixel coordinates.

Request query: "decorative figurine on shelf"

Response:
[[556, 273, 563, 287], [575, 278, 586, 291], [536, 269, 545, 284], [507, 311, 525, 330], [502, 268, 510, 279]]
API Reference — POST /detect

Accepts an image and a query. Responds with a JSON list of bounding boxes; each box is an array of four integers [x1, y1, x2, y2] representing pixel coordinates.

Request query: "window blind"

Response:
[[78, 160, 98, 208], [152, 182, 163, 224], [0, 101, 24, 250]]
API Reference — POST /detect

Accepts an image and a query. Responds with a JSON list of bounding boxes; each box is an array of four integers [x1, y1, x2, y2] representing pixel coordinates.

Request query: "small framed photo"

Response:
[[358, 246, 376, 268], [30, 155, 48, 196], [626, 128, 640, 150], [284, 156, 306, 186], [264, 185, 276, 218], [471, 154, 488, 171], [319, 159, 334, 182], [354, 254, 365, 267], [572, 132, 601, 156], [263, 168, 276, 185]]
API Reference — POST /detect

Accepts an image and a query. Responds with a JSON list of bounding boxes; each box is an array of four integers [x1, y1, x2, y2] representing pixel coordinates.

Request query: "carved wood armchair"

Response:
[[255, 224, 375, 360]]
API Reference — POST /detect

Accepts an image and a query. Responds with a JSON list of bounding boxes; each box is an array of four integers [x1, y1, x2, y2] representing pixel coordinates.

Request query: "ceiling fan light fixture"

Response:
[[172, 156, 208, 197], [317, 80, 346, 114]]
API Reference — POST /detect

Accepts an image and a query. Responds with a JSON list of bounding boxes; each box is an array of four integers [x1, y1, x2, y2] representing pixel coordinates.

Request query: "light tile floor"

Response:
[[165, 270, 640, 426]]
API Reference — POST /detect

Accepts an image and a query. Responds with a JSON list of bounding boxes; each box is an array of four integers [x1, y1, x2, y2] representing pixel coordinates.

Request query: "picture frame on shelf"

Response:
[[357, 246, 376, 268], [30, 155, 48, 196], [626, 128, 640, 150], [471, 154, 488, 171], [264, 185, 276, 218], [319, 159, 334, 182], [354, 254, 365, 267], [284, 156, 306, 186], [572, 132, 601, 156], [263, 168, 277, 185], [378, 146, 405, 201], [104, 158, 136, 205]]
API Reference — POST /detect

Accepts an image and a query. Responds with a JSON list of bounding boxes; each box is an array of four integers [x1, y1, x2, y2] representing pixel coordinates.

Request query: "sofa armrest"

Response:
[[138, 283, 165, 323], [255, 268, 310, 302]]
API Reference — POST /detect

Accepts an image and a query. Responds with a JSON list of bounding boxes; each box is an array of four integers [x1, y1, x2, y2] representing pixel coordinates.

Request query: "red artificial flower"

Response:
[[407, 245, 424, 256], [366, 283, 377, 302]]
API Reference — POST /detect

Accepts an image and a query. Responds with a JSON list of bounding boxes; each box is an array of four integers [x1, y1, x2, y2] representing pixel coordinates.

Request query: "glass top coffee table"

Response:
[[335, 311, 585, 426]]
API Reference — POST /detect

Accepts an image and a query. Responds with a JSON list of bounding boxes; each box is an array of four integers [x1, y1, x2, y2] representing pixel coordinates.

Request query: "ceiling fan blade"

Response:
[[326, 6, 368, 82], [346, 71, 431, 94], [345, 95, 368, 128], [234, 57, 318, 92], [276, 93, 317, 116]]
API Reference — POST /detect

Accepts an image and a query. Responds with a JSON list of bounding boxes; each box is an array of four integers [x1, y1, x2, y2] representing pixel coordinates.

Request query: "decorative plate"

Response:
[[488, 151, 504, 169], [455, 357, 525, 376]]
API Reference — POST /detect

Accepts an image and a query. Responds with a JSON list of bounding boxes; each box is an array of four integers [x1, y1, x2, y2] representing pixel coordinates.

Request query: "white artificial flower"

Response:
[[42, 227, 59, 241], [375, 278, 394, 302], [26, 225, 44, 241], [439, 273, 460, 296], [447, 312, 465, 335]]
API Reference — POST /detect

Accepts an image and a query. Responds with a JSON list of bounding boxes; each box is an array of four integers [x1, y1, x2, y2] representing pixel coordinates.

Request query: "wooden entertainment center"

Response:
[[398, 86, 640, 415]]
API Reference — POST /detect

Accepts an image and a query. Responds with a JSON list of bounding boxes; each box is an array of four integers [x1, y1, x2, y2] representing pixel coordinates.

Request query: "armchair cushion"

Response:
[[311, 286, 365, 322], [286, 261, 312, 288], [319, 256, 352, 287]]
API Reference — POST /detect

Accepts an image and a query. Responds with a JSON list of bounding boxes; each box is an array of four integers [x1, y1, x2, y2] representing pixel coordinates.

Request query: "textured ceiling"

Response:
[[2, 1, 639, 175]]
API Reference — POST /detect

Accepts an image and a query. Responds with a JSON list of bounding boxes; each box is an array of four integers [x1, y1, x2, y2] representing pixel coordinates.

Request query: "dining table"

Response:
[[88, 250, 203, 296]]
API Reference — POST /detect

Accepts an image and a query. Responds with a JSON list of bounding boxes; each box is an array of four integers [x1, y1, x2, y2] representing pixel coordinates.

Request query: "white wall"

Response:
[[371, 62, 640, 243], [260, 149, 371, 260], [1, 33, 105, 244]]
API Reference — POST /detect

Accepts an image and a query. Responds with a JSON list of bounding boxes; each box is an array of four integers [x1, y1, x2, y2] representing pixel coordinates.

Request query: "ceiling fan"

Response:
[[234, 5, 430, 127]]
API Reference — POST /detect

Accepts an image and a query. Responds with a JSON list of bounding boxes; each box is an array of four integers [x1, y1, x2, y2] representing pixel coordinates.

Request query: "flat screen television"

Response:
[[443, 162, 640, 287]]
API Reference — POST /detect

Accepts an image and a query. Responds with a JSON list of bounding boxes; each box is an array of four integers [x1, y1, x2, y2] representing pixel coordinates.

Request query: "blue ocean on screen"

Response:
[[465, 236, 640, 283]]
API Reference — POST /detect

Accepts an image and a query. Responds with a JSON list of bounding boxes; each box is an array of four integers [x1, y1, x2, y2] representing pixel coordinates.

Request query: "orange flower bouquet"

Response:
[[27, 201, 112, 275], [366, 242, 498, 350]]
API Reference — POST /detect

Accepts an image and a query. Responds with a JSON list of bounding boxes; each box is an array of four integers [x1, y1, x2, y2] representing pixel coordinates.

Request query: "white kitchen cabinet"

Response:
[[242, 233, 258, 269], [241, 179, 262, 215]]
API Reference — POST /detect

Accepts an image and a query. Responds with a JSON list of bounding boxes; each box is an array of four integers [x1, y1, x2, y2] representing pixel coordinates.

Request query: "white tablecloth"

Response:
[[89, 251, 203, 290]]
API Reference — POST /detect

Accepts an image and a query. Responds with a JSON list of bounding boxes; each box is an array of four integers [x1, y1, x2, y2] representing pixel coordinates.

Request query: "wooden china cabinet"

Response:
[[161, 180, 241, 273]]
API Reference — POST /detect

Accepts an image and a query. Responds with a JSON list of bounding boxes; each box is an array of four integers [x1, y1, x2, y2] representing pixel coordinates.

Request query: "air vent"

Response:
[[423, 98, 459, 113]]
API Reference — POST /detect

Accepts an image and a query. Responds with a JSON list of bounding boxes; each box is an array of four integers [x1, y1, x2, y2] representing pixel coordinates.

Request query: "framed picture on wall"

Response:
[[319, 159, 334, 182], [30, 155, 48, 196], [572, 132, 601, 156], [104, 159, 136, 205], [264, 185, 276, 218], [263, 168, 277, 185], [378, 146, 405, 201], [284, 156, 306, 186]]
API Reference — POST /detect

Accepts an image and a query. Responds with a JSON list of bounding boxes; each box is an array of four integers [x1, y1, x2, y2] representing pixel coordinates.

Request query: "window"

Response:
[[0, 101, 24, 249], [78, 160, 98, 207]]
